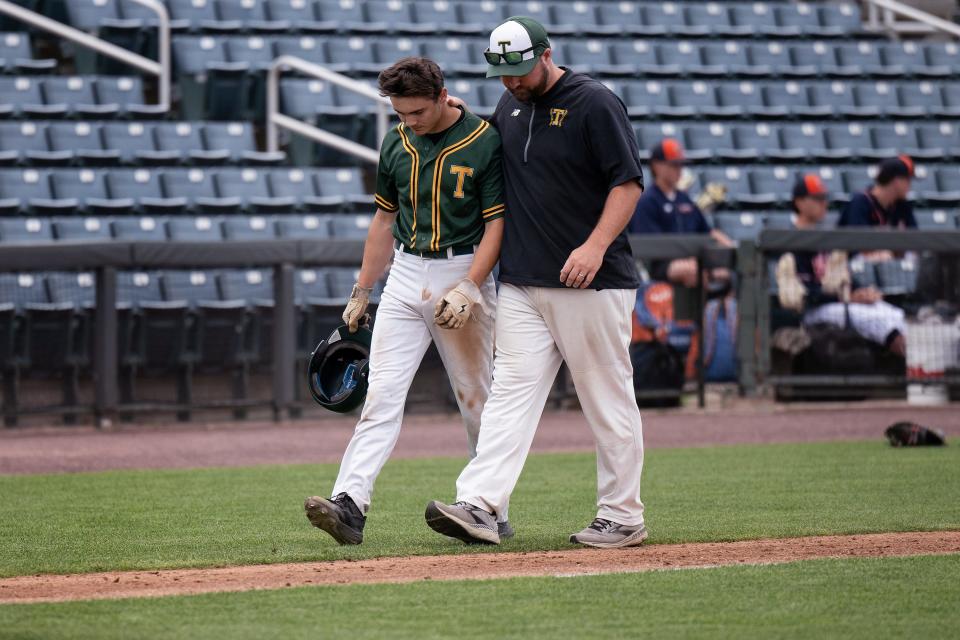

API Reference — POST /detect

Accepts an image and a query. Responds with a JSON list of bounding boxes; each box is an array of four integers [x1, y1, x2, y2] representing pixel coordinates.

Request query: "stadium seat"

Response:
[[107, 169, 188, 214], [204, 122, 284, 164], [162, 270, 221, 304], [267, 0, 336, 32], [897, 81, 946, 120], [48, 122, 120, 165], [0, 217, 53, 244], [458, 1, 506, 32], [162, 169, 241, 212], [871, 122, 921, 159], [43, 76, 118, 117], [111, 216, 169, 241], [154, 122, 227, 165], [167, 0, 223, 31], [217, 0, 289, 32], [314, 167, 370, 210], [913, 209, 957, 230], [874, 259, 917, 296], [884, 41, 949, 78], [916, 122, 960, 160], [729, 2, 780, 37], [713, 212, 765, 243], [790, 42, 845, 77], [818, 3, 864, 37], [0, 122, 62, 166], [824, 122, 884, 161], [768, 80, 829, 118], [315, 0, 382, 33], [808, 81, 865, 118], [46, 271, 96, 307], [683, 122, 743, 162], [219, 268, 274, 305], [52, 216, 113, 242], [733, 123, 795, 162], [225, 36, 277, 71], [274, 213, 331, 238], [50, 169, 134, 214], [222, 215, 279, 240], [703, 41, 761, 77], [102, 121, 174, 165], [116, 271, 165, 306], [849, 259, 879, 290], [329, 214, 372, 239], [0, 76, 62, 117], [65, 0, 120, 31], [774, 2, 820, 36], [0, 169, 77, 215], [925, 166, 960, 205], [173, 36, 228, 76], [934, 82, 960, 118], [780, 123, 829, 161], [750, 166, 795, 205], [715, 82, 774, 118], [836, 41, 897, 77], [749, 42, 798, 78], [294, 267, 332, 302], [324, 35, 379, 74], [166, 216, 225, 242], [216, 168, 294, 212]]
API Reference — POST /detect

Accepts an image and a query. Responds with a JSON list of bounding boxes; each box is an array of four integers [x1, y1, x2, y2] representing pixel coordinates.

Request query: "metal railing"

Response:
[[266, 55, 392, 165], [0, 0, 171, 111], [863, 0, 960, 37]]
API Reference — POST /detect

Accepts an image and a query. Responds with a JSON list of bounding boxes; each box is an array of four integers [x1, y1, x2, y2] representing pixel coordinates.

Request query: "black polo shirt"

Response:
[[490, 69, 644, 290]]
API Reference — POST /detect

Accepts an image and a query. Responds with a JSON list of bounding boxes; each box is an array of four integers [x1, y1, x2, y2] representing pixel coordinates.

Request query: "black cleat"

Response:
[[304, 493, 366, 545]]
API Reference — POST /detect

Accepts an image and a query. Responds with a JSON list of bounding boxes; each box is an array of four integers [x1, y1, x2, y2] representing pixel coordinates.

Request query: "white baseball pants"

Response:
[[332, 249, 498, 516], [456, 284, 646, 527]]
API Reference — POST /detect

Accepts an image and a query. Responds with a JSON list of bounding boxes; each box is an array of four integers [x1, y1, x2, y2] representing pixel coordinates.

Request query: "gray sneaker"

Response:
[[425, 500, 500, 545], [497, 520, 515, 540], [569, 518, 648, 549]]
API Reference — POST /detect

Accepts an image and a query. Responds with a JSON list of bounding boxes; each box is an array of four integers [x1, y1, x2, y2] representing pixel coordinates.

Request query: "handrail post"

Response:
[[93, 266, 118, 429], [271, 263, 296, 421]]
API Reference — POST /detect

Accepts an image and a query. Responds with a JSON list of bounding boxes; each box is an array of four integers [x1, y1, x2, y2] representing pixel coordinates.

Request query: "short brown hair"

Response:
[[378, 57, 444, 100]]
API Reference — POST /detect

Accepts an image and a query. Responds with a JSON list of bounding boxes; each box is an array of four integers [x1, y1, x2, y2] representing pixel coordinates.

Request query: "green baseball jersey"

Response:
[[374, 109, 505, 252]]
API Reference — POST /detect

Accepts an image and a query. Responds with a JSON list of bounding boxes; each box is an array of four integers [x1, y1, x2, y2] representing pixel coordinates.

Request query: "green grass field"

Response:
[[1, 554, 958, 639], [1, 440, 958, 578]]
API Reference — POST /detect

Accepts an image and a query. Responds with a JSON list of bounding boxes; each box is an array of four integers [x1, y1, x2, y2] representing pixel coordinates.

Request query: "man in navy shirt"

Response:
[[629, 138, 732, 286], [839, 155, 917, 230]]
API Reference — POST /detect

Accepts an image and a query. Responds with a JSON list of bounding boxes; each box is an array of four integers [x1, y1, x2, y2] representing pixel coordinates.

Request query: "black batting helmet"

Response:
[[307, 324, 372, 413]]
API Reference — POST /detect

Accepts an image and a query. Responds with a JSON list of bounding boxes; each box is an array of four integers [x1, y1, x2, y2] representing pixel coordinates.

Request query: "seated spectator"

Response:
[[776, 174, 906, 356], [629, 138, 733, 287], [839, 155, 917, 230]]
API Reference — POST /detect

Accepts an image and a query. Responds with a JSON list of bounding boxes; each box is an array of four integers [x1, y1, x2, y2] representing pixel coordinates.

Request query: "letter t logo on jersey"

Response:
[[549, 108, 568, 127], [449, 165, 474, 199]]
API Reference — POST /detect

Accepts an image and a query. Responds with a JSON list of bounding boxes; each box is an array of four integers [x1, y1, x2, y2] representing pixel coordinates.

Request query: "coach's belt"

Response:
[[401, 244, 475, 259]]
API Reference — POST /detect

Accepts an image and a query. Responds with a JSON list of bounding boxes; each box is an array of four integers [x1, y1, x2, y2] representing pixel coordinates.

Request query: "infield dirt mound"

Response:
[[2, 531, 958, 604]]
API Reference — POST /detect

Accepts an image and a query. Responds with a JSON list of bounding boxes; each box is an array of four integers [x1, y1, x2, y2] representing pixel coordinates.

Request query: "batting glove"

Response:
[[434, 279, 481, 330], [775, 253, 807, 312], [342, 283, 372, 333]]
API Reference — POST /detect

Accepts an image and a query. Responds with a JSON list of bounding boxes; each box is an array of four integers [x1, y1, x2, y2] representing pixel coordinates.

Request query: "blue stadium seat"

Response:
[[167, 0, 222, 30], [550, 1, 601, 36], [658, 40, 713, 77], [365, 0, 427, 34], [646, 3, 705, 38], [102, 121, 177, 165], [610, 41, 664, 77], [853, 81, 909, 118], [216, 0, 288, 32], [162, 270, 221, 304], [701, 166, 755, 207], [0, 217, 53, 244], [47, 122, 120, 165], [750, 166, 795, 206], [107, 169, 188, 213], [715, 81, 772, 118], [0, 273, 48, 307], [268, 168, 323, 210], [669, 82, 736, 119], [835, 41, 896, 77], [733, 123, 798, 162], [162, 168, 241, 212], [329, 213, 372, 239], [52, 216, 112, 242], [790, 42, 844, 77], [421, 37, 483, 75], [563, 39, 623, 77], [913, 209, 957, 230], [43, 76, 118, 117], [0, 169, 68, 215], [808, 80, 863, 117], [222, 215, 278, 240], [824, 122, 883, 161], [840, 166, 874, 195], [916, 122, 960, 160], [65, 0, 120, 31], [324, 266, 365, 299], [50, 169, 133, 214], [0, 32, 32, 68], [96, 76, 157, 115], [111, 216, 168, 241], [0, 122, 63, 165], [117, 271, 165, 306], [596, 2, 648, 37], [729, 2, 779, 37], [926, 166, 960, 205], [883, 41, 948, 78], [925, 42, 960, 71], [314, 167, 370, 210], [46, 271, 96, 307], [219, 268, 274, 305], [226, 36, 277, 70], [896, 81, 946, 119], [683, 122, 743, 162], [874, 260, 917, 296], [935, 82, 960, 118], [274, 34, 328, 64], [275, 213, 331, 238], [155, 121, 229, 165], [294, 268, 332, 302], [628, 80, 689, 119], [871, 122, 921, 158], [376, 37, 423, 66], [324, 35, 379, 74], [458, 1, 505, 32], [266, 1, 334, 32], [280, 78, 337, 119], [818, 3, 864, 36], [703, 41, 764, 77], [0, 76, 62, 117], [316, 0, 382, 33], [714, 212, 765, 243], [204, 122, 283, 164], [173, 36, 227, 75], [216, 168, 294, 212], [849, 259, 879, 291], [749, 41, 799, 78], [774, 2, 820, 36], [166, 216, 225, 242]]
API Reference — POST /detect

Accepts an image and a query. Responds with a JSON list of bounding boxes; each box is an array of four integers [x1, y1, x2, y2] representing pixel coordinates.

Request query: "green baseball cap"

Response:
[[484, 16, 551, 78]]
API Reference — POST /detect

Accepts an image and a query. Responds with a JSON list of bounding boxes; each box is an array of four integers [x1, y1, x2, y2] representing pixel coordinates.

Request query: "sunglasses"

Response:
[[484, 45, 543, 66]]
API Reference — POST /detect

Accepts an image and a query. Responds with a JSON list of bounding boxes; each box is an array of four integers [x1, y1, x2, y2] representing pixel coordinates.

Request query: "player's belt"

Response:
[[400, 244, 475, 260]]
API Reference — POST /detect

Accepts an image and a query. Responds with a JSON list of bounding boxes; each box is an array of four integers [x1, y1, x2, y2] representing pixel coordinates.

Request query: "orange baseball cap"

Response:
[[650, 138, 685, 163], [792, 174, 828, 200]]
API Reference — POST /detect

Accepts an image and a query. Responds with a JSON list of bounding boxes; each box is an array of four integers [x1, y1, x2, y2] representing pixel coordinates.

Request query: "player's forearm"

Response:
[[357, 209, 396, 289], [585, 180, 643, 251], [466, 218, 504, 287]]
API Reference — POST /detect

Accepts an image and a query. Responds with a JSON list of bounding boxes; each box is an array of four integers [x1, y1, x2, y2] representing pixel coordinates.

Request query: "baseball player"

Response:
[[426, 17, 648, 548], [305, 57, 510, 545]]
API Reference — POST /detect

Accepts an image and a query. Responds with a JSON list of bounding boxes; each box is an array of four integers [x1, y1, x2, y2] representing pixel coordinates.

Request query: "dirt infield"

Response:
[[2, 403, 958, 475], [2, 531, 957, 604]]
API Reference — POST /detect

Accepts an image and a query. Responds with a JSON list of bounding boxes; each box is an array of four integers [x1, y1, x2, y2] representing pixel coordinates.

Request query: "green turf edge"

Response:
[[1, 441, 958, 578], [1, 554, 958, 640]]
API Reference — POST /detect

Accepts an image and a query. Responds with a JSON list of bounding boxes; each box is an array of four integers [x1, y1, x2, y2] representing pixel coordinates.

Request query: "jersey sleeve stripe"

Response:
[[374, 194, 398, 211], [481, 204, 505, 215]]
